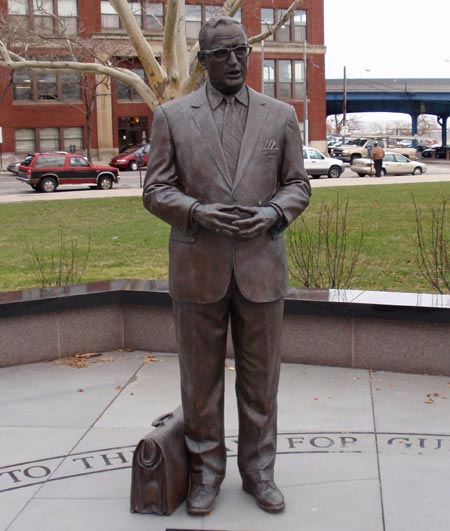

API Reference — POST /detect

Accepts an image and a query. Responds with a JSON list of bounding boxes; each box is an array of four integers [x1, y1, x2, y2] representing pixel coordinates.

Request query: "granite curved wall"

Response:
[[1, 280, 450, 375]]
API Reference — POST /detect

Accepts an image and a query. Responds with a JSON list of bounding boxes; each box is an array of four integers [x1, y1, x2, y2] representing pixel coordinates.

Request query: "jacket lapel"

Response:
[[233, 89, 269, 191], [191, 86, 233, 189]]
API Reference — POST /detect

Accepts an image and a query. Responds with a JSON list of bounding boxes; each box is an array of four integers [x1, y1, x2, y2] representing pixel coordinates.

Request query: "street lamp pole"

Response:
[[303, 39, 309, 146], [261, 37, 265, 92], [343, 65, 347, 128]]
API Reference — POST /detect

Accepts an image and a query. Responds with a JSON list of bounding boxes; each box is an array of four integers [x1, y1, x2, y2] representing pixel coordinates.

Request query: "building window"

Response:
[[102, 1, 165, 30], [57, 0, 78, 33], [63, 127, 83, 152], [145, 2, 163, 30], [12, 69, 81, 102], [14, 127, 83, 153], [15, 129, 36, 153], [37, 72, 57, 100], [101, 0, 120, 28], [204, 4, 221, 21], [185, 4, 241, 39], [33, 0, 54, 32], [61, 72, 82, 99], [293, 10, 307, 41], [117, 68, 145, 101], [185, 5, 202, 39], [39, 128, 60, 151], [263, 60, 275, 97], [8, 0, 78, 33], [13, 71, 32, 101], [261, 8, 307, 42], [100, 2, 240, 33], [263, 59, 304, 100], [8, 0, 29, 28]]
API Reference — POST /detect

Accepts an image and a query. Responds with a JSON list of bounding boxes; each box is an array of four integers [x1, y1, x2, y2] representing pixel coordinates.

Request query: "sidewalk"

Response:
[[1, 350, 450, 531]]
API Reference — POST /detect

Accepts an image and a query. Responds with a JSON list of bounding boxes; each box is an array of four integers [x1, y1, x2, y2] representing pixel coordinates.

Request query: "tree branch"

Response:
[[0, 57, 159, 108], [249, 0, 304, 44], [108, 0, 168, 101], [163, 0, 190, 94], [222, 0, 244, 17]]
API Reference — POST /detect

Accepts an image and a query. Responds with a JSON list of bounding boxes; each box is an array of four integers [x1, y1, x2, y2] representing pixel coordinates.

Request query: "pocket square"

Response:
[[262, 140, 278, 150]]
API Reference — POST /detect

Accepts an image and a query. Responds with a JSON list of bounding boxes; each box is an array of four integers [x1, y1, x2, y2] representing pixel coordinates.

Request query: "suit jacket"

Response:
[[143, 84, 311, 304]]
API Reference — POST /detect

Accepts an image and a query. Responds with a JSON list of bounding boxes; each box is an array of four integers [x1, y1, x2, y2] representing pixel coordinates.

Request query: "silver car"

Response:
[[350, 152, 427, 177], [303, 147, 344, 179]]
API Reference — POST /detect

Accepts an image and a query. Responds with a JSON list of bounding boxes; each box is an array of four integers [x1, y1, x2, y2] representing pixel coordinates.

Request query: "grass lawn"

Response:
[[0, 181, 449, 293]]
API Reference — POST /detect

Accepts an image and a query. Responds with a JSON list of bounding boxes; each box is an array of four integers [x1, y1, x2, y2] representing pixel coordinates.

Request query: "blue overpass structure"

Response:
[[326, 78, 450, 145]]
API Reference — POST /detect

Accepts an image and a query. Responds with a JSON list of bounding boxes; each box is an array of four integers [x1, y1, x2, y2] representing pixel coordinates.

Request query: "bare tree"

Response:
[[417, 114, 440, 137], [0, 13, 135, 158], [326, 114, 363, 136], [0, 0, 304, 110], [413, 194, 450, 294]]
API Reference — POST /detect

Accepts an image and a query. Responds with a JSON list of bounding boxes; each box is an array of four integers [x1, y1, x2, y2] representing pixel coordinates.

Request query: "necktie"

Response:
[[222, 96, 244, 180]]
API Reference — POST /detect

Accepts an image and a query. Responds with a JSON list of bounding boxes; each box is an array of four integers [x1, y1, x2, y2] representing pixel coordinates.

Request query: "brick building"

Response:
[[0, 0, 326, 163]]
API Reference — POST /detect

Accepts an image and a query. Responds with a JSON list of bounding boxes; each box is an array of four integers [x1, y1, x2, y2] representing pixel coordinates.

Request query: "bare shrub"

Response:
[[26, 225, 92, 287], [413, 194, 450, 294], [287, 194, 364, 289]]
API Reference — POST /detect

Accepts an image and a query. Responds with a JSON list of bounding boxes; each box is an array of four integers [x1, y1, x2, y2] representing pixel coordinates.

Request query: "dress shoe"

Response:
[[242, 479, 285, 513], [187, 483, 220, 516]]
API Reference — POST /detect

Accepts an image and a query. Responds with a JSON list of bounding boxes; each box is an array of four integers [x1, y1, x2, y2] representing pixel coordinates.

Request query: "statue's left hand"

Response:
[[232, 206, 279, 240]]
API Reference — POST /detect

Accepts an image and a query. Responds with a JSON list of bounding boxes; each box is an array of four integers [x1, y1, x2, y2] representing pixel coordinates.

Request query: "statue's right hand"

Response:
[[192, 203, 241, 236]]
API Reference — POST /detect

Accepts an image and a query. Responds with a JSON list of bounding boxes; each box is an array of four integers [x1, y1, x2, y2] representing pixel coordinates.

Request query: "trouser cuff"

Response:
[[241, 469, 274, 482], [189, 472, 224, 488]]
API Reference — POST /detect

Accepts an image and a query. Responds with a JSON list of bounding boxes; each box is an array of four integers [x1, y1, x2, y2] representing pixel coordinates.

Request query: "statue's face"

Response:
[[200, 24, 249, 95]]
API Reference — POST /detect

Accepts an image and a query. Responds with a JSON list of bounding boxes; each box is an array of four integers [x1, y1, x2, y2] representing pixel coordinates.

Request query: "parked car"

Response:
[[303, 146, 344, 179], [421, 145, 449, 159], [7, 160, 21, 175], [6, 152, 39, 174], [350, 152, 427, 177], [109, 143, 151, 171], [16, 153, 120, 192], [330, 137, 417, 163]]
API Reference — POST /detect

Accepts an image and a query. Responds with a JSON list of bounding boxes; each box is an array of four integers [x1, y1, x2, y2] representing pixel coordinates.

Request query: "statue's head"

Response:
[[198, 17, 251, 95]]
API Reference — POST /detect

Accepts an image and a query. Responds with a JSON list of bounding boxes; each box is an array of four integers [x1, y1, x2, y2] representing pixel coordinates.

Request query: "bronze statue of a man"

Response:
[[143, 16, 311, 515]]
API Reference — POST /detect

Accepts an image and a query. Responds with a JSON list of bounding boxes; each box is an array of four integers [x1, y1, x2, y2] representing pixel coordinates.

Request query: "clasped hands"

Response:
[[192, 203, 279, 240]]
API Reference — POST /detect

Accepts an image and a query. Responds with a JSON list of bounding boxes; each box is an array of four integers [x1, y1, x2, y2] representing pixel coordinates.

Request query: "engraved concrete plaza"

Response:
[[2, 351, 450, 531]]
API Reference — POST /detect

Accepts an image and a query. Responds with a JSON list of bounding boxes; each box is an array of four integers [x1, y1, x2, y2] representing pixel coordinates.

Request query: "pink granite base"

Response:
[[123, 304, 176, 353], [281, 313, 353, 367], [354, 317, 450, 375], [1, 298, 450, 376], [0, 312, 59, 366]]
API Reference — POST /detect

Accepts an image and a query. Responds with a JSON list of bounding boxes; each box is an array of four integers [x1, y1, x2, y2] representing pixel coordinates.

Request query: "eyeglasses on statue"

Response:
[[199, 45, 252, 62]]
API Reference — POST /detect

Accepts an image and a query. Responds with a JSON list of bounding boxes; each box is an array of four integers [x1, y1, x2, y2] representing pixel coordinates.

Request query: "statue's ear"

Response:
[[197, 51, 206, 67]]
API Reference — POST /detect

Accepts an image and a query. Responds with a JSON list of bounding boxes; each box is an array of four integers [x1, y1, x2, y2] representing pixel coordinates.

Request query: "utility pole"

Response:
[[343, 65, 347, 128], [303, 40, 309, 146]]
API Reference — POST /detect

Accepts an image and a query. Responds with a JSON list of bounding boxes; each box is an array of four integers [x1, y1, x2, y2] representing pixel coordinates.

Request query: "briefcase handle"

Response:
[[151, 411, 174, 428]]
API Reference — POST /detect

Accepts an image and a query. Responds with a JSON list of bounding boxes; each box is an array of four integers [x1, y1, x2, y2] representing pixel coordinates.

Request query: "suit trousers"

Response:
[[173, 276, 284, 487]]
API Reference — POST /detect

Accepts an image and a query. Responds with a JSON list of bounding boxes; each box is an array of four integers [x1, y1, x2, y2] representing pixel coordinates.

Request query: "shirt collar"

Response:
[[206, 82, 249, 110]]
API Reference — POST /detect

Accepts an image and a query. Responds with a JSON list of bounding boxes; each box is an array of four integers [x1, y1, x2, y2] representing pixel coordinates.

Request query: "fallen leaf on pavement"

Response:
[[55, 352, 102, 368], [144, 354, 161, 364], [92, 356, 115, 364]]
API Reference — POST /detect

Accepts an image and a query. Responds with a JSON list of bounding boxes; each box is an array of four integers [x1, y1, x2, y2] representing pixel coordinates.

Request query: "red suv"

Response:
[[109, 143, 150, 171], [16, 153, 120, 193]]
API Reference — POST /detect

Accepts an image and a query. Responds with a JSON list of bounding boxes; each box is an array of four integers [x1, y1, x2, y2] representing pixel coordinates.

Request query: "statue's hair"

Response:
[[198, 16, 247, 50]]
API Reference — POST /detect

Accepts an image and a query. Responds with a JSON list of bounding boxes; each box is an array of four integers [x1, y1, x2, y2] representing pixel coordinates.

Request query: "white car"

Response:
[[303, 147, 344, 179], [350, 152, 427, 177]]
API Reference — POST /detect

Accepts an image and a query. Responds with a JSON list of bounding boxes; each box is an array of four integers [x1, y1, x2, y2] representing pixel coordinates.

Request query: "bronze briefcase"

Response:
[[130, 406, 188, 515]]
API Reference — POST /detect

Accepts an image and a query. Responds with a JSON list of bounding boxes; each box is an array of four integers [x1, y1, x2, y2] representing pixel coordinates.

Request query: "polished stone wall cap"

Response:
[[286, 286, 450, 309], [0, 280, 449, 323]]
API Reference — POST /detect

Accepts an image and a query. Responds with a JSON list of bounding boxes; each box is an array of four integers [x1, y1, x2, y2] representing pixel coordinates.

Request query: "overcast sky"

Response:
[[324, 0, 450, 80]]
